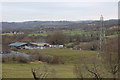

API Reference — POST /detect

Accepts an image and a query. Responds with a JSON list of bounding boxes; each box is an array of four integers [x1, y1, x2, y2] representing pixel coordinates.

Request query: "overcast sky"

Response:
[[1, 1, 118, 22]]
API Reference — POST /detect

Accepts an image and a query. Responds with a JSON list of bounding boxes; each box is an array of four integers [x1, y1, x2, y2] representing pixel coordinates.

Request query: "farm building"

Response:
[[9, 42, 64, 49], [31, 43, 49, 47], [31, 43, 49, 49], [9, 42, 50, 49], [9, 42, 29, 49], [49, 45, 64, 48]]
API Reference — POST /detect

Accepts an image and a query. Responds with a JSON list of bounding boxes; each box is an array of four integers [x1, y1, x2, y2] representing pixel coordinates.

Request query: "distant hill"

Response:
[[1, 19, 118, 32]]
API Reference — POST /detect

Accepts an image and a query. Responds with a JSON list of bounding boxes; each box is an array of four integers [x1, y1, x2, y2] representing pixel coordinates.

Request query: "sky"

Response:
[[1, 0, 119, 22]]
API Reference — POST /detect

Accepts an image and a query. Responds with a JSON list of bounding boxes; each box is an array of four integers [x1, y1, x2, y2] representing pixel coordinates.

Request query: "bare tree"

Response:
[[46, 31, 68, 45], [31, 65, 49, 80], [100, 38, 119, 79], [73, 54, 103, 80], [32, 65, 57, 80], [50, 68, 57, 78], [74, 64, 84, 79], [84, 63, 102, 80]]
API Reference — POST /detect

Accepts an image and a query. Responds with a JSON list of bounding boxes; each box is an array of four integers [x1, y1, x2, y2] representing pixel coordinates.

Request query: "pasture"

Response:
[[2, 49, 114, 78], [2, 63, 76, 78], [19, 49, 98, 64], [63, 30, 91, 35], [2, 63, 112, 78]]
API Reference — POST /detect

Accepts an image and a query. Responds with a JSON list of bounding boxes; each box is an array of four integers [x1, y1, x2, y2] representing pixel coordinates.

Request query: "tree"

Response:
[[73, 54, 103, 79], [31, 65, 57, 79], [46, 31, 68, 45], [100, 38, 119, 79], [31, 65, 49, 80]]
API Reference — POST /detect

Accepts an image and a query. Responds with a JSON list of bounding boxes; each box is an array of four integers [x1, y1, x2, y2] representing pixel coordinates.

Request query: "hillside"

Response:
[[2, 19, 118, 32]]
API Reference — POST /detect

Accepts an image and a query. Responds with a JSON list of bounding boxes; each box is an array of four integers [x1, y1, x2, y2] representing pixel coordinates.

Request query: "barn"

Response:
[[9, 42, 50, 49], [9, 42, 28, 49]]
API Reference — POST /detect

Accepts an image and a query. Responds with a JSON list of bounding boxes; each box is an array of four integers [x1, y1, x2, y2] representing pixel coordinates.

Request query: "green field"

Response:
[[3, 63, 76, 78], [19, 49, 98, 64], [63, 30, 91, 36], [28, 33, 48, 37], [3, 49, 113, 78], [40, 49, 98, 64], [2, 63, 112, 78], [3, 49, 98, 78]]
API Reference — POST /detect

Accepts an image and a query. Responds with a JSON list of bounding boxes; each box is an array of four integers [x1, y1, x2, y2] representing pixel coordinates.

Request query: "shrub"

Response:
[[45, 55, 53, 64], [17, 55, 29, 63], [2, 54, 29, 63], [51, 56, 60, 64]]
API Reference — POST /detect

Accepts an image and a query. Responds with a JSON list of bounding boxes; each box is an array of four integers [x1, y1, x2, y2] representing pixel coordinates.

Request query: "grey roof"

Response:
[[9, 42, 28, 47]]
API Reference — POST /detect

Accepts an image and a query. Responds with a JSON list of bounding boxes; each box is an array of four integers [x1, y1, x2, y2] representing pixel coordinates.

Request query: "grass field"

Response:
[[40, 49, 98, 64], [19, 49, 98, 64], [28, 33, 48, 37], [3, 49, 114, 78], [63, 30, 91, 36], [4, 49, 98, 78], [2, 63, 76, 78], [2, 63, 112, 78]]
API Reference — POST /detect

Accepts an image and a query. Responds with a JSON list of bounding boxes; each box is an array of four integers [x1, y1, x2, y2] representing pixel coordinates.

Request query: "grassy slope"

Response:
[[3, 49, 113, 78], [2, 63, 112, 78], [19, 49, 98, 64], [2, 63, 76, 78], [41, 49, 97, 64]]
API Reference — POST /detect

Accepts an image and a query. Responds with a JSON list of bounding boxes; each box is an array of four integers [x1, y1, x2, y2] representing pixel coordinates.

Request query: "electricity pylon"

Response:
[[98, 15, 106, 57]]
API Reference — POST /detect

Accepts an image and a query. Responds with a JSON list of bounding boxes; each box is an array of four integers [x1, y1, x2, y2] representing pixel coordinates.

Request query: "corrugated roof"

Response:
[[9, 42, 28, 47]]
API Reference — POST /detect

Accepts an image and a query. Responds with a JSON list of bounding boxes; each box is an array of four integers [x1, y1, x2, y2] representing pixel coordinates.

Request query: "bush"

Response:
[[45, 55, 53, 64], [2, 51, 63, 64], [30, 53, 62, 64], [2, 54, 29, 63], [17, 55, 29, 63], [51, 56, 60, 64], [30, 53, 53, 64]]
